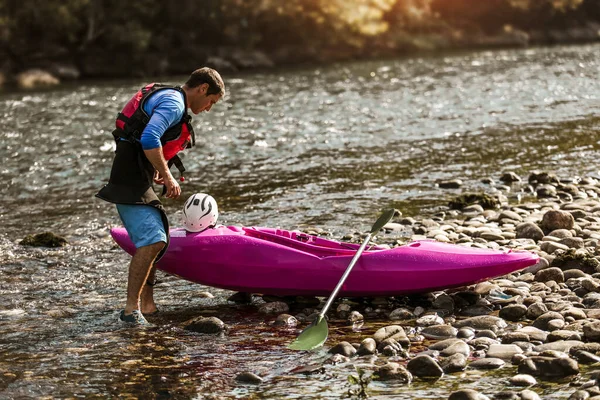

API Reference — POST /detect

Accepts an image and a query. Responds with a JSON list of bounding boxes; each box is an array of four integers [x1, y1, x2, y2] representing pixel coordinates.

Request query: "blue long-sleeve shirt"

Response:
[[139, 89, 186, 150]]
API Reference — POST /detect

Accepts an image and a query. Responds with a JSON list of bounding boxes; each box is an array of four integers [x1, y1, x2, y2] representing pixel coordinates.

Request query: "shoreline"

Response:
[[2, 26, 599, 91]]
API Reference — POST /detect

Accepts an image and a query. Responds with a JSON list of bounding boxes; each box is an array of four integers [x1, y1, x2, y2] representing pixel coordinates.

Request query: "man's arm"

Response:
[[140, 91, 186, 199], [144, 148, 180, 199]]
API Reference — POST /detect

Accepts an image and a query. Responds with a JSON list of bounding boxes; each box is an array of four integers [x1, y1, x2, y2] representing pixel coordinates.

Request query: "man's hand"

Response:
[[144, 147, 181, 199], [153, 170, 164, 185], [163, 173, 181, 199]]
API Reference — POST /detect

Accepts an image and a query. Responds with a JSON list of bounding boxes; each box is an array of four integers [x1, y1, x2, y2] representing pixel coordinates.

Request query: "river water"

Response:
[[1, 44, 600, 399]]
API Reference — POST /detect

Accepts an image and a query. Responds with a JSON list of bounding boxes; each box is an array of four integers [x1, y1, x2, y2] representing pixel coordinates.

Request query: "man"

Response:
[[97, 67, 225, 325]]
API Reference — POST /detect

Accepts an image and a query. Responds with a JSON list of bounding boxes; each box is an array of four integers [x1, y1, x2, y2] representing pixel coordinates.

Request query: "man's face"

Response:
[[190, 83, 221, 114]]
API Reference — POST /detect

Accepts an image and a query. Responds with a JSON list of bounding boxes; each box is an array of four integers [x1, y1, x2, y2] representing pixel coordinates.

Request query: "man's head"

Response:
[[183, 67, 225, 114]]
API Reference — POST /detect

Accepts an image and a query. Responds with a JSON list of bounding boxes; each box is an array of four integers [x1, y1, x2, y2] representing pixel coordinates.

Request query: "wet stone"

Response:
[[502, 332, 530, 344], [534, 340, 584, 353], [20, 232, 67, 247], [421, 324, 458, 340], [548, 229, 574, 239], [440, 353, 467, 373], [373, 325, 410, 347], [469, 357, 505, 370], [448, 389, 491, 400], [499, 304, 527, 321], [583, 321, 600, 342], [460, 305, 494, 317], [541, 210, 575, 232], [325, 353, 350, 364], [182, 316, 227, 334], [454, 316, 507, 331], [469, 337, 500, 350], [336, 303, 351, 318], [493, 392, 520, 400], [388, 307, 413, 320], [439, 179, 463, 189], [347, 310, 363, 323], [508, 374, 537, 387], [378, 338, 404, 354], [548, 318, 566, 331], [457, 328, 476, 339], [273, 314, 298, 326], [416, 314, 444, 326], [518, 356, 580, 378], [475, 330, 498, 340], [572, 349, 600, 364], [520, 390, 542, 400], [548, 330, 581, 342], [228, 292, 253, 303], [562, 237, 585, 249], [356, 338, 377, 356], [258, 301, 289, 314], [328, 341, 356, 357], [440, 340, 470, 357], [235, 372, 263, 384], [486, 344, 523, 360], [535, 267, 565, 283], [568, 390, 592, 400], [500, 172, 522, 183], [406, 355, 444, 377], [516, 222, 544, 241], [429, 338, 463, 351], [533, 311, 564, 331], [375, 362, 412, 383]]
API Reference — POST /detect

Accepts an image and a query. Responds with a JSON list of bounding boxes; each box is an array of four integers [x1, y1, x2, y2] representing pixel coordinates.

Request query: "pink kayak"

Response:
[[110, 226, 539, 297]]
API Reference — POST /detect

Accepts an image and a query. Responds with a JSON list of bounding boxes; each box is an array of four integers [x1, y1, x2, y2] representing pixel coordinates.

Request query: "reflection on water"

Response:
[[1, 44, 600, 398]]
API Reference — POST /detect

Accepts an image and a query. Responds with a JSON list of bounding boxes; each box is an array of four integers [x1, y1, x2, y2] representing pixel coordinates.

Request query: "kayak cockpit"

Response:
[[242, 227, 386, 257]]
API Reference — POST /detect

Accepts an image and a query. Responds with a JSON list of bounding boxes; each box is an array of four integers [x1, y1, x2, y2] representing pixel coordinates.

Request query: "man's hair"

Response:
[[185, 67, 225, 97]]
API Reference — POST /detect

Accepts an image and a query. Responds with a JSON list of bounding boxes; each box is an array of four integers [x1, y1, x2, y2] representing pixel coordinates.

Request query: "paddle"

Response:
[[288, 208, 396, 351]]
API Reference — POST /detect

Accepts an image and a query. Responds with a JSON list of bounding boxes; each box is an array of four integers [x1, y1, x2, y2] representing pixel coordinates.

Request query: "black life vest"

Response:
[[96, 83, 196, 262]]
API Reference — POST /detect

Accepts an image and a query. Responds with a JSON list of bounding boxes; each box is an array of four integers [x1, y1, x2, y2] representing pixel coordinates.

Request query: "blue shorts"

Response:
[[116, 204, 167, 248]]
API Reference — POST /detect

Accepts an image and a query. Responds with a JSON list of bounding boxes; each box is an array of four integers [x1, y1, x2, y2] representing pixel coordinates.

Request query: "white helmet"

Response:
[[183, 193, 219, 232]]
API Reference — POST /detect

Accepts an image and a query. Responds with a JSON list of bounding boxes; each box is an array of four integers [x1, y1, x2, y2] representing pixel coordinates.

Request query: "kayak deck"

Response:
[[111, 226, 539, 296]]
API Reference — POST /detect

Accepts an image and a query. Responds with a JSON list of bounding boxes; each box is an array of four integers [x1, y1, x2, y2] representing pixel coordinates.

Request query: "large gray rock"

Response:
[[372, 325, 410, 347], [454, 316, 507, 331], [541, 210, 575, 233], [517, 356, 579, 378], [328, 341, 356, 357], [407, 355, 444, 377], [448, 389, 490, 400], [375, 362, 412, 383], [183, 316, 227, 333], [516, 222, 544, 241]]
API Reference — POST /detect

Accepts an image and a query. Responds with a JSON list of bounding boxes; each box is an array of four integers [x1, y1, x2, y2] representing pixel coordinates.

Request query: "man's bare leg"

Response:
[[140, 265, 158, 315], [124, 242, 165, 315]]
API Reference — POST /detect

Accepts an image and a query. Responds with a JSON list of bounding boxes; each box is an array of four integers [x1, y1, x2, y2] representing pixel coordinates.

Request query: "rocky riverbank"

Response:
[[2, 23, 599, 91], [191, 170, 600, 399]]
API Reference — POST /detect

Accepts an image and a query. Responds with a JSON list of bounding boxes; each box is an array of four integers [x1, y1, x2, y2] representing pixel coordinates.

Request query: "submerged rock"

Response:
[[235, 371, 263, 384], [449, 193, 500, 210], [20, 232, 67, 247], [448, 389, 490, 400], [517, 356, 579, 378], [182, 316, 227, 333], [375, 362, 412, 383], [407, 354, 444, 377]]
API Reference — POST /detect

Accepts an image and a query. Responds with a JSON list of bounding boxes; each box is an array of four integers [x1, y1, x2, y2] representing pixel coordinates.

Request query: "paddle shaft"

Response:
[[318, 232, 373, 319]]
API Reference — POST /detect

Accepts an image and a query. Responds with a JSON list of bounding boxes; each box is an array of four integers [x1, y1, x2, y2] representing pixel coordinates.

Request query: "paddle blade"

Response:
[[288, 316, 329, 351], [370, 209, 396, 234]]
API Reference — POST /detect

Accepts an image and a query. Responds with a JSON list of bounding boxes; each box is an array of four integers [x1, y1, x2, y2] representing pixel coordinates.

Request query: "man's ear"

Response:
[[198, 83, 209, 95]]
